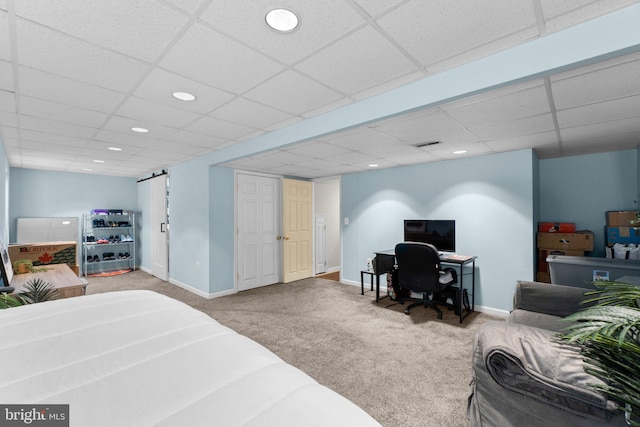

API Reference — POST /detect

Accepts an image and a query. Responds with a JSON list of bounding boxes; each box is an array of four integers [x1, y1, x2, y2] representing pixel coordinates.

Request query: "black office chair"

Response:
[[394, 242, 457, 318]]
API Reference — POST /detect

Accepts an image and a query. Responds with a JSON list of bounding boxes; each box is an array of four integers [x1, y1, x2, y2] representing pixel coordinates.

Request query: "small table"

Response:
[[10, 264, 86, 298]]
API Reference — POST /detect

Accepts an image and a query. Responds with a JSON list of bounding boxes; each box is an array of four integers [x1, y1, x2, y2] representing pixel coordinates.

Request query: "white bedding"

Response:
[[0, 290, 380, 427]]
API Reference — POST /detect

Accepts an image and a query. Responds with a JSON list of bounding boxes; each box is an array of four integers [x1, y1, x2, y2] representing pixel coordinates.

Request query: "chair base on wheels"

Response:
[[400, 293, 444, 319]]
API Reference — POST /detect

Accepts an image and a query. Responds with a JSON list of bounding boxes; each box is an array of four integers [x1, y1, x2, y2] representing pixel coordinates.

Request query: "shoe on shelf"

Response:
[[93, 255, 100, 262], [87, 255, 93, 263]]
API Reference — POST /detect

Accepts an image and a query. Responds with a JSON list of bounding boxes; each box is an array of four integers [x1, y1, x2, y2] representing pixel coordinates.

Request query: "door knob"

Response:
[[284, 236, 290, 240], [276, 235, 282, 240]]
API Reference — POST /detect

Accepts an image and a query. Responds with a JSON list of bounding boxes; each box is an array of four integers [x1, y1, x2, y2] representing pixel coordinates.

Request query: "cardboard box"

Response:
[[537, 231, 594, 251], [536, 272, 551, 283], [8, 241, 77, 271], [538, 222, 576, 233], [606, 227, 640, 246], [537, 249, 584, 273], [606, 211, 639, 227]]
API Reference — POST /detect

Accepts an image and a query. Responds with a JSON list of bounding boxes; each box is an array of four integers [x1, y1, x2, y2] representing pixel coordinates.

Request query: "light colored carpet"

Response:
[[86, 270, 501, 427]]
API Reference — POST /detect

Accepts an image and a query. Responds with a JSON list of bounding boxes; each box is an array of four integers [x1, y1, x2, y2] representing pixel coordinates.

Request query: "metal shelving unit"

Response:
[[82, 210, 136, 276]]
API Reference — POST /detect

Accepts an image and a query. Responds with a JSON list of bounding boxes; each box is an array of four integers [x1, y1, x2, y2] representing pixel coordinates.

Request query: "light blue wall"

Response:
[[341, 149, 536, 312], [9, 168, 138, 243], [0, 142, 9, 239], [209, 166, 235, 293], [539, 150, 638, 257], [167, 157, 211, 293]]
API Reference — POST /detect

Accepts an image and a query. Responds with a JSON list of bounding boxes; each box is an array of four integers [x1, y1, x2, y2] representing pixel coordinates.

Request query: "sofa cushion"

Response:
[[508, 309, 569, 332], [513, 280, 593, 317]]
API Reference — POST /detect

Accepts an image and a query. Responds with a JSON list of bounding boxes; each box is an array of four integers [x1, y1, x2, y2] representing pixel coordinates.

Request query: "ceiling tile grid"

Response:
[[0, 0, 639, 177]]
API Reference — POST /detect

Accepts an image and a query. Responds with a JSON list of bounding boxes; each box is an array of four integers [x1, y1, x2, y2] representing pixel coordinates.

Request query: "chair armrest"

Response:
[[513, 281, 592, 317]]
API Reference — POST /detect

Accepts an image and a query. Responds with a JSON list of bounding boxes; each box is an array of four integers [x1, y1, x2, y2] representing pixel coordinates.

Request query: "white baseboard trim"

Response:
[[139, 266, 151, 274], [342, 278, 509, 318], [326, 266, 340, 274], [168, 277, 236, 299]]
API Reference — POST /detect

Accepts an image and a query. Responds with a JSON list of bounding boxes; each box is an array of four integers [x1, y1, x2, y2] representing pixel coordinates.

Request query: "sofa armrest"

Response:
[[513, 281, 593, 317]]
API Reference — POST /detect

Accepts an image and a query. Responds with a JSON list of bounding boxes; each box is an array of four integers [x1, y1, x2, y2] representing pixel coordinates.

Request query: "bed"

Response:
[[0, 290, 381, 426]]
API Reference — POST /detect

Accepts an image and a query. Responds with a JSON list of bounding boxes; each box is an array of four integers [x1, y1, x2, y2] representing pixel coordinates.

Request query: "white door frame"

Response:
[[314, 216, 326, 275]]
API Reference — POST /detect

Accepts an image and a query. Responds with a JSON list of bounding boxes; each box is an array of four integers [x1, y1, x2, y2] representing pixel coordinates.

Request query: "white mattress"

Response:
[[0, 290, 380, 427]]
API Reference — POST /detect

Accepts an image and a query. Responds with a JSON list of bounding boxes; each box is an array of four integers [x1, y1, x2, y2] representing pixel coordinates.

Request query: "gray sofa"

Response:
[[468, 281, 627, 426]]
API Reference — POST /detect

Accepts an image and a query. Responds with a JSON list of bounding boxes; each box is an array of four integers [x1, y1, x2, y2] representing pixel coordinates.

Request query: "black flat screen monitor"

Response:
[[404, 220, 456, 253]]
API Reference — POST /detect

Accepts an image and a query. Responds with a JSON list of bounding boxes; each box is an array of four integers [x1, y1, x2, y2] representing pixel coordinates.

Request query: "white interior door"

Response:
[[237, 173, 281, 291], [150, 175, 168, 281], [315, 216, 326, 274]]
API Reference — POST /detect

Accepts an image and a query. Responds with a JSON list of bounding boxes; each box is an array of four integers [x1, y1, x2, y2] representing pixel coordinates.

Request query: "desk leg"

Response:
[[360, 271, 364, 295], [375, 274, 380, 302], [458, 267, 463, 324]]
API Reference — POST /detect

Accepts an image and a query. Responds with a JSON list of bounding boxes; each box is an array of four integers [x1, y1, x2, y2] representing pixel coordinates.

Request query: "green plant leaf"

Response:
[[18, 278, 59, 304]]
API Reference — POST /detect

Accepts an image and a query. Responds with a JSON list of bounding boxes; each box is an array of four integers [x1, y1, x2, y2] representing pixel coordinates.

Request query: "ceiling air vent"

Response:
[[413, 141, 441, 148]]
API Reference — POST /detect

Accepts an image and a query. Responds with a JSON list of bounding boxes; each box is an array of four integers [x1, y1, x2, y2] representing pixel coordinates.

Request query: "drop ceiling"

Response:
[[1, 0, 640, 179]]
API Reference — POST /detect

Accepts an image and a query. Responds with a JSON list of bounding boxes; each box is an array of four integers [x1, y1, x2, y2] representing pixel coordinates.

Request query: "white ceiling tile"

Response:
[[322, 127, 396, 151], [100, 116, 177, 139], [376, 0, 538, 68], [561, 132, 640, 157], [19, 67, 125, 113], [540, 0, 640, 33], [444, 83, 550, 127], [244, 70, 344, 115], [351, 71, 425, 101], [134, 68, 235, 114], [254, 150, 314, 165], [210, 97, 294, 129], [0, 111, 17, 127], [0, 11, 10, 61], [160, 23, 283, 94], [19, 115, 97, 139], [351, 0, 405, 17], [470, 114, 556, 140], [16, 19, 148, 92], [557, 95, 640, 129], [372, 109, 477, 144], [296, 26, 418, 95], [428, 142, 494, 159], [15, 0, 188, 62], [285, 141, 352, 158], [560, 117, 640, 142], [0, 89, 15, 113], [162, 130, 228, 149], [0, 60, 13, 91], [484, 131, 559, 152], [0, 125, 17, 140], [184, 116, 256, 140], [163, 0, 208, 14], [551, 58, 640, 109], [19, 129, 89, 147], [323, 150, 378, 165], [20, 96, 108, 128], [198, 0, 366, 64], [385, 150, 439, 166], [116, 97, 201, 128]]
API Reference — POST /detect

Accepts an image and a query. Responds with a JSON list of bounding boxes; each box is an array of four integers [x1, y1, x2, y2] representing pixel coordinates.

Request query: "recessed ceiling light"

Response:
[[265, 8, 299, 32], [108, 147, 122, 151], [61, 220, 71, 225], [93, 160, 105, 163], [368, 164, 379, 168], [453, 150, 468, 155], [172, 91, 196, 101], [131, 127, 149, 133]]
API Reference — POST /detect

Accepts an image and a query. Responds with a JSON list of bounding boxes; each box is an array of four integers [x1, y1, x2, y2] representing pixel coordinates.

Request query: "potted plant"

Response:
[[12, 258, 33, 274], [561, 281, 640, 426], [0, 278, 59, 309]]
